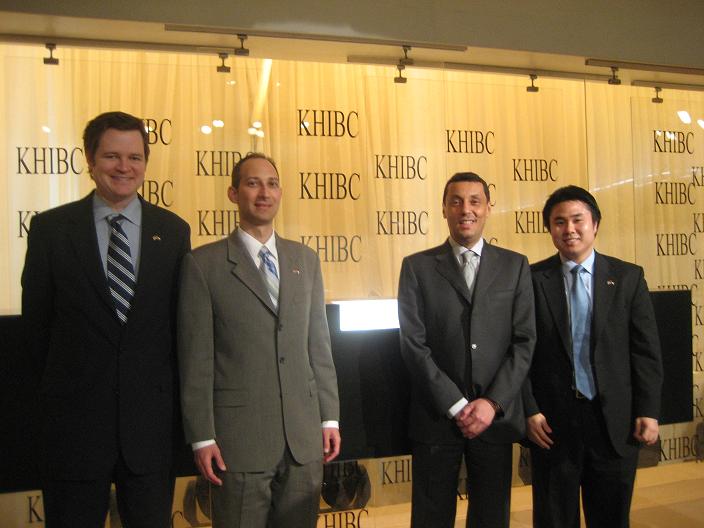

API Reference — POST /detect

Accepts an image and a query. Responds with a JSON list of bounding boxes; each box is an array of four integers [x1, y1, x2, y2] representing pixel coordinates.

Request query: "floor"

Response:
[[352, 461, 704, 528]]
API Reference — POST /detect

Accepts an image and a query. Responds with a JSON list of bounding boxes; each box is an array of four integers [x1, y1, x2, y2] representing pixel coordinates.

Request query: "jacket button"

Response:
[[279, 357, 285, 364], [471, 344, 478, 350]]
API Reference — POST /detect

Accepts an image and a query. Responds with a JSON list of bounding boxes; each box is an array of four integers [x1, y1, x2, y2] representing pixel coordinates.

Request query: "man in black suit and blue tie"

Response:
[[523, 185, 663, 528], [22, 111, 191, 527]]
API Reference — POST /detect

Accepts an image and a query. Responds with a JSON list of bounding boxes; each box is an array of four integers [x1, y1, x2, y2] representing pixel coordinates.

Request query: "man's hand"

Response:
[[455, 398, 495, 439], [323, 427, 341, 463], [194, 443, 227, 486], [526, 413, 553, 449], [633, 417, 659, 445]]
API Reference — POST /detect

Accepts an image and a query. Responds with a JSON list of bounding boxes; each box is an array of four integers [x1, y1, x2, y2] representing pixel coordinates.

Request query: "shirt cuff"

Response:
[[322, 420, 339, 429], [192, 439, 216, 451], [448, 398, 469, 418]]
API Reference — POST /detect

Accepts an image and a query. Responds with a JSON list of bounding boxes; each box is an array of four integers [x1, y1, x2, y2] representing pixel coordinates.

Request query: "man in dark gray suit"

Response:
[[177, 153, 341, 528], [523, 185, 662, 528], [397, 172, 536, 528]]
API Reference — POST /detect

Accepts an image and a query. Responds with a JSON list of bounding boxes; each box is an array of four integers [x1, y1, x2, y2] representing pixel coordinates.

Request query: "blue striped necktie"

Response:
[[259, 246, 279, 310], [107, 215, 136, 324]]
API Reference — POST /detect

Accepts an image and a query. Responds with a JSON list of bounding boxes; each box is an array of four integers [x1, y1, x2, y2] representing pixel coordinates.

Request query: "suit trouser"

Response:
[[42, 453, 174, 528], [530, 396, 638, 528], [411, 438, 513, 528], [211, 445, 323, 528]]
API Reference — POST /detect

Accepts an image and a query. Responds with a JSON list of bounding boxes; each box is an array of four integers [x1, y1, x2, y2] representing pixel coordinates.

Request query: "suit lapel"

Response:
[[276, 237, 300, 324], [67, 194, 115, 315], [127, 199, 162, 325], [435, 241, 472, 305], [228, 231, 278, 315], [592, 252, 616, 349], [539, 255, 572, 358], [472, 242, 500, 304]]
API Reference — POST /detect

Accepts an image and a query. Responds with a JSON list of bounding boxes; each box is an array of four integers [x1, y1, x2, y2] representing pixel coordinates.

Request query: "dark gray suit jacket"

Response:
[[177, 230, 339, 472], [523, 252, 663, 456], [21, 192, 191, 479], [397, 239, 536, 445]]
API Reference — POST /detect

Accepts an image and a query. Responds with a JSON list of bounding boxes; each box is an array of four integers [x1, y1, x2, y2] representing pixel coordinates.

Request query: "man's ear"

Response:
[[227, 186, 238, 205]]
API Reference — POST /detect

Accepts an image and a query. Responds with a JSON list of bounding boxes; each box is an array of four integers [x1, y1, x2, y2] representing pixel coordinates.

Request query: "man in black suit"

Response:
[[523, 185, 662, 528], [397, 172, 535, 528], [21, 111, 191, 528]]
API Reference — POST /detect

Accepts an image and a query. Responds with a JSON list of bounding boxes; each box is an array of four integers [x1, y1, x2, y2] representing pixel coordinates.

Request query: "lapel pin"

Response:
[[292, 268, 301, 275], [152, 235, 161, 241], [607, 279, 615, 286]]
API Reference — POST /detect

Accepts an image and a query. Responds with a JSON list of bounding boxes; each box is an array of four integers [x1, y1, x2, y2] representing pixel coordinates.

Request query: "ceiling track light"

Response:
[[651, 86, 663, 103], [526, 74, 539, 93], [400, 45, 413, 66], [394, 63, 407, 84], [608, 66, 621, 85], [43, 43, 58, 65], [631, 79, 704, 92], [217, 52, 230, 73], [235, 34, 250, 56]]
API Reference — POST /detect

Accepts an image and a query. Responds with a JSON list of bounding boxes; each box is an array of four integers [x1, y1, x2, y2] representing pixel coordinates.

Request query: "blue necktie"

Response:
[[107, 215, 136, 324], [259, 246, 279, 310], [570, 265, 597, 399]]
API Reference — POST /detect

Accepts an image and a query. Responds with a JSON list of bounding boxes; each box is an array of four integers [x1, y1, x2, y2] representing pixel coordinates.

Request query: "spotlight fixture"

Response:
[[400, 45, 413, 66], [608, 66, 621, 85], [394, 63, 407, 84], [651, 87, 663, 103], [217, 52, 230, 73], [43, 43, 59, 65], [234, 34, 250, 56], [526, 74, 539, 93]]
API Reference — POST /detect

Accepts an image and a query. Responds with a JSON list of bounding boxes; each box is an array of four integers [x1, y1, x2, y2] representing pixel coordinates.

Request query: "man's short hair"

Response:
[[232, 152, 279, 188], [442, 172, 490, 204], [83, 111, 149, 164], [542, 185, 602, 229]]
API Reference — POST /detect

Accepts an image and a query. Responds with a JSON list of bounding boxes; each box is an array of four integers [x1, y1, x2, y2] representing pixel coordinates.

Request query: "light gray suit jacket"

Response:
[[177, 230, 339, 472]]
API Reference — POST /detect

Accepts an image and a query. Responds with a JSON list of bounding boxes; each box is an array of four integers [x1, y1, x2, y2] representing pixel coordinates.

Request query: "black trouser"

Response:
[[411, 438, 513, 528], [43, 454, 174, 528], [530, 397, 638, 528]]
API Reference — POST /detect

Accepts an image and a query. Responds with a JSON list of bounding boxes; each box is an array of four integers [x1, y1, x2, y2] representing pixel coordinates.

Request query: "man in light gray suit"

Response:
[[177, 153, 341, 528], [398, 172, 535, 528]]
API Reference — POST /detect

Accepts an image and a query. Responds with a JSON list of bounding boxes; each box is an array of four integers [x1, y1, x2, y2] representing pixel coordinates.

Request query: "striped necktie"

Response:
[[107, 215, 136, 324], [259, 246, 279, 310]]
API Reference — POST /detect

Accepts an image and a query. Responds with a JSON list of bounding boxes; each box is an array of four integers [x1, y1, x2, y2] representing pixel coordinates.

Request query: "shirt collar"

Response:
[[560, 249, 595, 276], [92, 192, 141, 226], [449, 236, 484, 260], [237, 228, 278, 263]]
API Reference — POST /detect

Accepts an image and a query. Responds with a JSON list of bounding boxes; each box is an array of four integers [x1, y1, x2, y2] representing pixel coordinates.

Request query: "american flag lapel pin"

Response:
[[607, 279, 615, 286], [152, 234, 161, 241], [292, 268, 301, 275]]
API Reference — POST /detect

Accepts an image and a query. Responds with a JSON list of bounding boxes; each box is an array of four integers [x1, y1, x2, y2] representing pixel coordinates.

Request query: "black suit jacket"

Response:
[[523, 252, 663, 456], [21, 192, 190, 479], [397, 240, 536, 445]]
